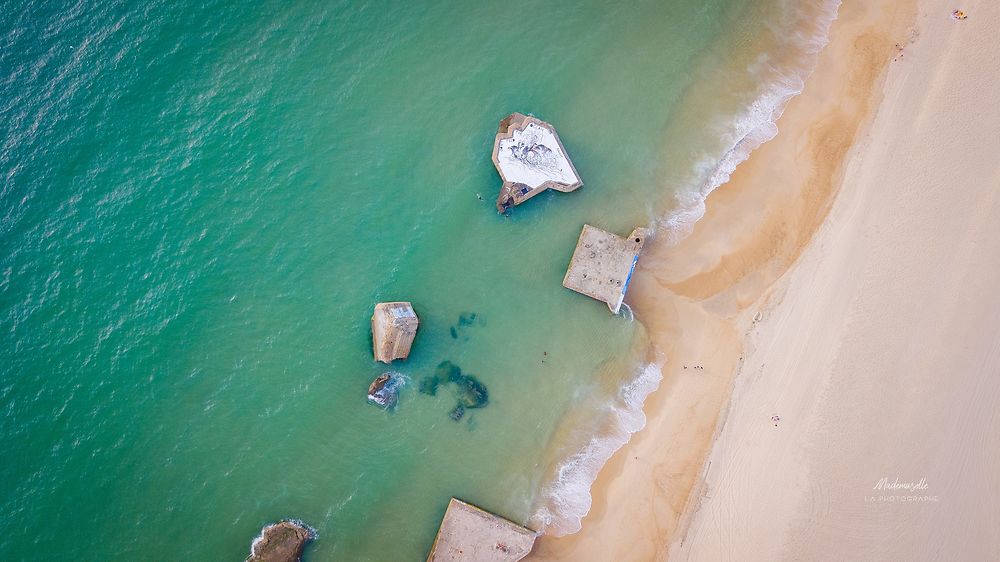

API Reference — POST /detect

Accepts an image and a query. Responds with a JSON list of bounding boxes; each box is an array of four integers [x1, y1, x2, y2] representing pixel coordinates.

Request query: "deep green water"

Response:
[[1, 0, 837, 559]]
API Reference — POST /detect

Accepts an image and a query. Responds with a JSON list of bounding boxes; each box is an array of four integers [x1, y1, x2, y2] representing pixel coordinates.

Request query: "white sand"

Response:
[[672, 1, 1000, 560]]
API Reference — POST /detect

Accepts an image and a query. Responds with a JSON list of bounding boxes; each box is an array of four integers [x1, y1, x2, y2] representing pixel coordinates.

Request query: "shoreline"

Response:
[[671, 0, 1000, 559], [529, 1, 918, 559], [526, 0, 843, 537]]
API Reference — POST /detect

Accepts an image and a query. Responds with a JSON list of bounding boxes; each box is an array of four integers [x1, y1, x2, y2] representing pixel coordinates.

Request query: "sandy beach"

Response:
[[531, 0, 1000, 560]]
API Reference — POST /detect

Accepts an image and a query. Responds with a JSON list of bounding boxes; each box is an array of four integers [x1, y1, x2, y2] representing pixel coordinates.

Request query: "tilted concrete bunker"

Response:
[[371, 302, 419, 363]]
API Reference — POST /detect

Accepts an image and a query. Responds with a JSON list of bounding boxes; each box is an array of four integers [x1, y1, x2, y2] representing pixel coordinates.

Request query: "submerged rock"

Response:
[[457, 312, 479, 327], [454, 373, 488, 409], [246, 520, 314, 562], [438, 360, 463, 383], [418, 375, 440, 396], [449, 312, 484, 341], [367, 373, 403, 409], [420, 361, 489, 421]]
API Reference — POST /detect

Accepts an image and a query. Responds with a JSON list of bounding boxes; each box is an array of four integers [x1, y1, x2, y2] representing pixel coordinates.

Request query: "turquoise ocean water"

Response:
[[1, 1, 838, 559]]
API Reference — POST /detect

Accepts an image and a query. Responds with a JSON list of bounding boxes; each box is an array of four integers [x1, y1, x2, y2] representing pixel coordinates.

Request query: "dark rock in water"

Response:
[[367, 373, 402, 409], [450, 312, 484, 340], [458, 312, 478, 327], [418, 376, 439, 396], [368, 374, 390, 395], [420, 361, 490, 421], [437, 360, 463, 383], [246, 520, 314, 562], [454, 374, 488, 409]]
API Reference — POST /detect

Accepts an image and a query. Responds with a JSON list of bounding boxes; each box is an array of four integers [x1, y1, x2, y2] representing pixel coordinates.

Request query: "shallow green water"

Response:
[[1, 0, 836, 559]]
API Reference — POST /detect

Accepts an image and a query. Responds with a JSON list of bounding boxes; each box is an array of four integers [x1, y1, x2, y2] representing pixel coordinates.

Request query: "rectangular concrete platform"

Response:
[[563, 224, 649, 314], [426, 498, 537, 562]]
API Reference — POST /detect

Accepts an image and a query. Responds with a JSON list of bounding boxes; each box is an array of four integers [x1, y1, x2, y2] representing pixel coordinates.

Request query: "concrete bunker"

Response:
[[491, 113, 583, 213], [371, 302, 419, 363], [426, 498, 536, 562], [562, 224, 649, 314]]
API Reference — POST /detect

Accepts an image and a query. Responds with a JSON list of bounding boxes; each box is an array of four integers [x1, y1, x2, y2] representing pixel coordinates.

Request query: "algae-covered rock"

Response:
[[449, 312, 484, 341], [421, 361, 489, 421], [454, 373, 488, 409], [246, 520, 314, 562], [367, 373, 403, 409], [457, 312, 479, 327], [418, 375, 439, 396]]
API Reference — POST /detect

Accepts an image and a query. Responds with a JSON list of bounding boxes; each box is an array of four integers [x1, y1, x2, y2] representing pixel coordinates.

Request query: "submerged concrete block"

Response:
[[371, 302, 419, 363], [426, 498, 536, 562], [492, 113, 583, 213], [563, 224, 649, 314]]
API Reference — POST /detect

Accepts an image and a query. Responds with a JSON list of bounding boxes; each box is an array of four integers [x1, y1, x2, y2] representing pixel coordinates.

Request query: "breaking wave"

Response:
[[660, 0, 842, 244], [529, 362, 663, 535]]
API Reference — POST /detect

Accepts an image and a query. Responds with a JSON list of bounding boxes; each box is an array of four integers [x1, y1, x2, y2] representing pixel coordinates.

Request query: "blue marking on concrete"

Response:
[[622, 255, 639, 296]]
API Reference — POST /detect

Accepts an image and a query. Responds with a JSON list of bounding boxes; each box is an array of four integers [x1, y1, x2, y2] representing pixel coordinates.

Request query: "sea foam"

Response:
[[528, 362, 663, 535], [662, 0, 842, 244]]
